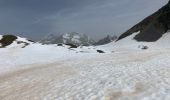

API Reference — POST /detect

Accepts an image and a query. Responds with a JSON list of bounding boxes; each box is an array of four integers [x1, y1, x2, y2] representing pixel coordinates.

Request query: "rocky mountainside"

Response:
[[40, 32, 95, 46], [94, 35, 117, 45], [0, 35, 34, 48], [117, 0, 170, 42]]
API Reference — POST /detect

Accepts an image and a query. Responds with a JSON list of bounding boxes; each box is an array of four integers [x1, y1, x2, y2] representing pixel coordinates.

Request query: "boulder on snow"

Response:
[[138, 45, 148, 50], [66, 43, 78, 48], [57, 43, 63, 46], [97, 50, 105, 53], [142, 46, 148, 50]]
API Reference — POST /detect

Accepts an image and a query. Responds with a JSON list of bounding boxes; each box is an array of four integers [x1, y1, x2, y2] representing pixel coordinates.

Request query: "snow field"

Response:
[[1, 31, 170, 99], [0, 49, 170, 100]]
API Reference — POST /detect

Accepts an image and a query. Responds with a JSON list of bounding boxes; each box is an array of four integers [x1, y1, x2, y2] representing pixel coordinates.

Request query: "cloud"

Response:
[[0, 0, 168, 40]]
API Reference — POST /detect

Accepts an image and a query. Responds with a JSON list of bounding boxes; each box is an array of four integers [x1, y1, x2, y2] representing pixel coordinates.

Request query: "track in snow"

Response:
[[1, 49, 170, 100]]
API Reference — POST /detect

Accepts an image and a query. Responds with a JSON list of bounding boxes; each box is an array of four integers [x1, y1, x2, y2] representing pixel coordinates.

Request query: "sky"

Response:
[[0, 0, 168, 41]]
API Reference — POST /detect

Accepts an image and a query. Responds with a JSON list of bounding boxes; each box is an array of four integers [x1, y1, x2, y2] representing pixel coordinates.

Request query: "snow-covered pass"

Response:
[[0, 1, 170, 100]]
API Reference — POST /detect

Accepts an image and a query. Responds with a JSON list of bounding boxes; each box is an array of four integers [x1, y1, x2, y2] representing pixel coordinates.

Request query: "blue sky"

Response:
[[0, 0, 168, 40]]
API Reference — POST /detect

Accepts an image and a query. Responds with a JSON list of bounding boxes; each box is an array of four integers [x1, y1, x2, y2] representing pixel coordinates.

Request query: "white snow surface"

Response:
[[0, 35, 2, 40], [1, 32, 170, 100], [0, 35, 2, 46]]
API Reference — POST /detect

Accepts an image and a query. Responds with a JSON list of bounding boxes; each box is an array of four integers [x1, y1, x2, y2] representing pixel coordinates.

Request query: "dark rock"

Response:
[[117, 1, 170, 42], [27, 39, 35, 43], [57, 43, 63, 46], [97, 50, 105, 53], [141, 46, 148, 50], [0, 35, 17, 48], [66, 43, 78, 48], [138, 45, 148, 50], [17, 41, 30, 48]]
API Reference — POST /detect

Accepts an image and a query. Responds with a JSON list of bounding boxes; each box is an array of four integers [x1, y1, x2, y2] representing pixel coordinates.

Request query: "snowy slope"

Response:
[[1, 27, 170, 100], [1, 43, 170, 100], [0, 35, 2, 40], [100, 31, 170, 52], [0, 34, 110, 74], [0, 31, 170, 100], [1, 18, 170, 100], [1, 1, 170, 99]]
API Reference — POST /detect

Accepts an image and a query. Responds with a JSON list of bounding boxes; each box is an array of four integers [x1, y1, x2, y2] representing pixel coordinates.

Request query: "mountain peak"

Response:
[[40, 32, 95, 46], [94, 35, 117, 45]]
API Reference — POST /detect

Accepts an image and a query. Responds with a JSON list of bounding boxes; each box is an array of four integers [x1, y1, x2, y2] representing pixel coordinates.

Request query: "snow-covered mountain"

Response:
[[0, 34, 107, 54], [0, 35, 34, 48], [40, 32, 95, 46], [94, 35, 117, 45], [1, 1, 170, 100], [105, 0, 170, 51]]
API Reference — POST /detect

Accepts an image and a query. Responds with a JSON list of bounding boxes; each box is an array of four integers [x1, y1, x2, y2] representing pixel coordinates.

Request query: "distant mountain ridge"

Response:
[[94, 35, 117, 45], [40, 32, 95, 46]]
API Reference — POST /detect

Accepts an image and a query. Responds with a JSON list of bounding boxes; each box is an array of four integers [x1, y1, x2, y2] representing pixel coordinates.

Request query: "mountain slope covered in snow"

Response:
[[1, 34, 170, 99]]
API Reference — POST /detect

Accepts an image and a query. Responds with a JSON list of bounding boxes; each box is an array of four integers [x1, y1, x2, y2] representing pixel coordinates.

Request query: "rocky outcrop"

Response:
[[117, 1, 170, 42], [0, 35, 17, 48], [0, 35, 34, 48]]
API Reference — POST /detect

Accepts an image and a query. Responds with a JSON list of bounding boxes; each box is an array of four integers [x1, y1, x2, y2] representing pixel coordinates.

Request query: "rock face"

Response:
[[117, 1, 170, 42], [0, 35, 17, 47], [40, 32, 95, 46], [94, 35, 117, 45]]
